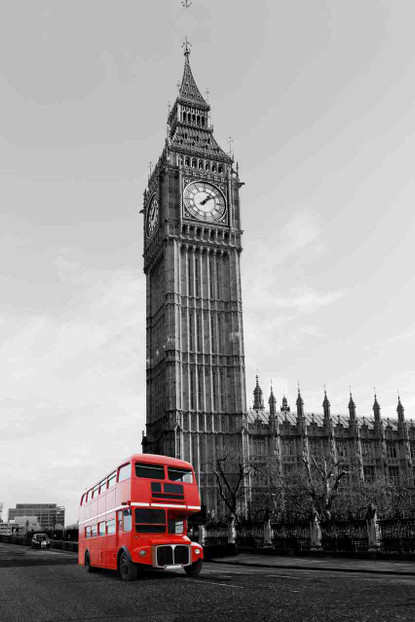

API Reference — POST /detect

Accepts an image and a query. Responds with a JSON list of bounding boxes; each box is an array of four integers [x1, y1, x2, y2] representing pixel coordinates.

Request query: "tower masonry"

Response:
[[142, 46, 247, 515]]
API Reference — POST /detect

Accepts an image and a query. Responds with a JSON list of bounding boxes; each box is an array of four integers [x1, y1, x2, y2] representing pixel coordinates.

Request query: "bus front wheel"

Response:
[[119, 551, 138, 582], [184, 559, 202, 577]]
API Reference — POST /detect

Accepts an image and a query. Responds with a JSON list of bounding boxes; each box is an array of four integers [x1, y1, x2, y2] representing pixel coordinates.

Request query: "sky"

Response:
[[1, 0, 414, 525]]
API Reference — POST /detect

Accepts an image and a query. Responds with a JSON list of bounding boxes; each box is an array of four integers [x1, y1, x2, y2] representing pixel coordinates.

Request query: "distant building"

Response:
[[8, 504, 65, 530], [0, 502, 3, 522]]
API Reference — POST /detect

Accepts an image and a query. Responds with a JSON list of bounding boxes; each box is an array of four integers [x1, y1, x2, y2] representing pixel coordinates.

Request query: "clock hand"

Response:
[[200, 195, 213, 206]]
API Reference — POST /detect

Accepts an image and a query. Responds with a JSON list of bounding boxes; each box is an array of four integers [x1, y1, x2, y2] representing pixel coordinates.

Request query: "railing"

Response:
[[203, 518, 415, 553]]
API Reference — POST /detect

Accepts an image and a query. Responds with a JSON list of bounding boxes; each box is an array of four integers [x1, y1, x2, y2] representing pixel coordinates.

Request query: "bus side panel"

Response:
[[116, 479, 131, 506], [106, 488, 116, 511], [103, 512, 117, 570]]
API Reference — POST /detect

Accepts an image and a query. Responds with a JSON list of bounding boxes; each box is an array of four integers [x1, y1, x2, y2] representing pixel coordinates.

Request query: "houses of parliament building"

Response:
[[141, 44, 414, 516]]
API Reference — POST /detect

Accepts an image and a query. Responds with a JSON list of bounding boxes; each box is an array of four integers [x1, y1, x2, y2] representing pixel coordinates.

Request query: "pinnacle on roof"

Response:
[[397, 394, 405, 420], [269, 383, 277, 416], [178, 38, 209, 110], [253, 375, 264, 410], [296, 384, 304, 407], [348, 390, 355, 409], [373, 392, 381, 421], [268, 383, 277, 405]]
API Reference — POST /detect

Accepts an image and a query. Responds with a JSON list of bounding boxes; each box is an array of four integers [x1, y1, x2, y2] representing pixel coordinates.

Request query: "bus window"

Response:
[[98, 522, 106, 536], [92, 485, 100, 498], [167, 467, 193, 483], [91, 525, 97, 537], [106, 519, 116, 535], [99, 480, 107, 493], [118, 463, 131, 482], [135, 509, 166, 533], [168, 519, 184, 534], [108, 472, 116, 488], [135, 463, 165, 479], [85, 526, 91, 538]]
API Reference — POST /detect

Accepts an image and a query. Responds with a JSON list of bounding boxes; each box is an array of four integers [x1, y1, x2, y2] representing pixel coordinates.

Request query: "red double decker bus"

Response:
[[78, 453, 203, 581]]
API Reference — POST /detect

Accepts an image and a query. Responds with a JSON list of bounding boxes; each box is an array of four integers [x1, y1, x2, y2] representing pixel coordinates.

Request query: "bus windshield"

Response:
[[167, 467, 193, 483]]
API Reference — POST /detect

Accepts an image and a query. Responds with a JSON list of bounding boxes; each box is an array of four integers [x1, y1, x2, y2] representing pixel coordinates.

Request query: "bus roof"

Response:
[[82, 454, 195, 493]]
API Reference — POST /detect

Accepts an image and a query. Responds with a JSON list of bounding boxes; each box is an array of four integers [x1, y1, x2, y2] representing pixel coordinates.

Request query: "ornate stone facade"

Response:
[[246, 377, 415, 513]]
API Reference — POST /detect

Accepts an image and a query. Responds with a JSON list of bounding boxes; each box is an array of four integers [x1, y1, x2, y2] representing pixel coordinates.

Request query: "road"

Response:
[[0, 542, 414, 622]]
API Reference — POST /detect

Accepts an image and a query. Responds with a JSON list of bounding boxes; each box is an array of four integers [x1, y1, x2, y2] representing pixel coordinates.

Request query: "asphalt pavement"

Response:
[[1, 542, 415, 622]]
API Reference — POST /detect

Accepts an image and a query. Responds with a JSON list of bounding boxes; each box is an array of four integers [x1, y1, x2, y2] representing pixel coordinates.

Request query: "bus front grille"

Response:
[[157, 546, 173, 566], [155, 545, 190, 567], [174, 545, 189, 565]]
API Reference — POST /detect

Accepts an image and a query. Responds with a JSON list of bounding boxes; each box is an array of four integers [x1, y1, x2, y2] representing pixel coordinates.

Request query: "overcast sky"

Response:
[[1, 0, 414, 524]]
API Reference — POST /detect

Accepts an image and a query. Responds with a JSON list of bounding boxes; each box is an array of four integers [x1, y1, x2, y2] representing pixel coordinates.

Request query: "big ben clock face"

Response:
[[183, 181, 227, 223], [146, 194, 159, 238]]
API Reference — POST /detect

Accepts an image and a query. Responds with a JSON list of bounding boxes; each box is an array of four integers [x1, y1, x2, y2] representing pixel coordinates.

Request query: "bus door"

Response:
[[117, 509, 133, 550]]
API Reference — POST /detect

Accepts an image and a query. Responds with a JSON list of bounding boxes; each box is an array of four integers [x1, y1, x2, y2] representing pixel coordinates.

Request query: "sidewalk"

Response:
[[208, 552, 415, 576]]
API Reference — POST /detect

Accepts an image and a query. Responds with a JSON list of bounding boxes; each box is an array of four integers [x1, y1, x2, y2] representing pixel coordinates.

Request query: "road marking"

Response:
[[185, 578, 244, 589]]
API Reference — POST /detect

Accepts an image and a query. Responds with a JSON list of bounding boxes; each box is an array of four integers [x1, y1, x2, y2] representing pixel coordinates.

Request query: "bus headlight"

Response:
[[139, 550, 147, 557], [194, 548, 201, 555]]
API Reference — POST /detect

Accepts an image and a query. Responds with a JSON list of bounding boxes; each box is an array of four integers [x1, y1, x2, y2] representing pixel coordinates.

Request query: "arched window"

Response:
[[199, 160, 203, 169], [183, 112, 187, 122], [185, 157, 190, 166], [218, 164, 223, 173], [192, 114, 196, 123], [212, 163, 216, 172], [179, 155, 183, 166], [192, 158, 197, 168], [205, 161, 210, 171], [201, 117, 205, 126], [197, 115, 200, 125]]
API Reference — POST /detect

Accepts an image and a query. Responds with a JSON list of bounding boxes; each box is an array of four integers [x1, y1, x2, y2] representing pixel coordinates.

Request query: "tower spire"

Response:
[[373, 390, 381, 422], [269, 382, 277, 417], [397, 393, 405, 423], [296, 382, 304, 421], [323, 386, 331, 419], [253, 375, 264, 410]]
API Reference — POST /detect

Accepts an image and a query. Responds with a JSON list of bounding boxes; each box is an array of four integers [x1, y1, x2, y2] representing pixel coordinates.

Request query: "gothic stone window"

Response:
[[386, 443, 397, 458], [363, 465, 375, 481], [337, 441, 347, 458], [388, 465, 400, 484], [361, 442, 372, 458]]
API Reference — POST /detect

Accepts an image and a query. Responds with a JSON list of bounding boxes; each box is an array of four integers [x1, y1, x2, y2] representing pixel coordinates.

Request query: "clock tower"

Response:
[[142, 45, 247, 514]]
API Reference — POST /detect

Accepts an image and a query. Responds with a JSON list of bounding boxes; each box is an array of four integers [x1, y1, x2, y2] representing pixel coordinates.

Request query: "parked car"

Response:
[[31, 533, 50, 549]]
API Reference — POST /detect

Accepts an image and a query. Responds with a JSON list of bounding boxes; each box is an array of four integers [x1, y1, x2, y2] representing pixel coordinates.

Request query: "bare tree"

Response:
[[214, 454, 251, 525], [302, 453, 350, 521]]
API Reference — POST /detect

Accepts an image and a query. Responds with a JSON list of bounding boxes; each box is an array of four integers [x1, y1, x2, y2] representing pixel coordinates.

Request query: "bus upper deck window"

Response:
[[118, 463, 132, 482], [108, 472, 116, 488], [135, 463, 165, 479], [167, 468, 193, 483]]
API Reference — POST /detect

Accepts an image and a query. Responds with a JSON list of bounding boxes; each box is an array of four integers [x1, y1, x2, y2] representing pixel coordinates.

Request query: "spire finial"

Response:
[[228, 136, 234, 157], [182, 36, 191, 58]]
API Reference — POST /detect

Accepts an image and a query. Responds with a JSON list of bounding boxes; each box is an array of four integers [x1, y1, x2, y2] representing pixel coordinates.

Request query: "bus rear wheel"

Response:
[[184, 559, 202, 577], [119, 551, 138, 582]]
